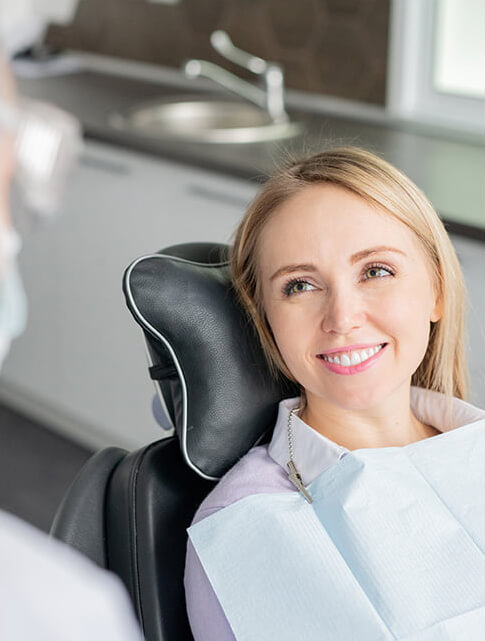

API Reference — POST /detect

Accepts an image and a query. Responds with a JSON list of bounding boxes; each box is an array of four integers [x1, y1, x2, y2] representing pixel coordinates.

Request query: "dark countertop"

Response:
[[16, 66, 485, 239]]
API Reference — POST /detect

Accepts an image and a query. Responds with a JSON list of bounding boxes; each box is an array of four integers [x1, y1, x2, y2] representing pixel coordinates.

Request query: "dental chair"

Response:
[[50, 243, 297, 641]]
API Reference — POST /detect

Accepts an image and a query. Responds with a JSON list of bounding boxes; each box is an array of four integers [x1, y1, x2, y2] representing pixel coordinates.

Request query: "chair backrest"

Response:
[[122, 242, 298, 480], [51, 438, 211, 641], [50, 447, 127, 567], [105, 436, 213, 641], [53, 242, 297, 641]]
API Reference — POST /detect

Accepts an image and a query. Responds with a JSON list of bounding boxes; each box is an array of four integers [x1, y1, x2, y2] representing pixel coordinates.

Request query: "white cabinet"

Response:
[[451, 235, 485, 406], [0, 141, 258, 450]]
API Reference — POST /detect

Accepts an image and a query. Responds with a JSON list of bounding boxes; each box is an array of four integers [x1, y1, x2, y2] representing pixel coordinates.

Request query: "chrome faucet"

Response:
[[184, 30, 289, 124]]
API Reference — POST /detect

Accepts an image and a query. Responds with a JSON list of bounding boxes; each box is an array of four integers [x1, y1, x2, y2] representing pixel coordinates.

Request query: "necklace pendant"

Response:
[[287, 460, 313, 504]]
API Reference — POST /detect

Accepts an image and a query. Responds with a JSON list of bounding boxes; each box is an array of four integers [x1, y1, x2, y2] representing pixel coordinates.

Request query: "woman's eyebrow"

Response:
[[269, 263, 317, 281], [350, 246, 407, 264], [269, 247, 406, 281]]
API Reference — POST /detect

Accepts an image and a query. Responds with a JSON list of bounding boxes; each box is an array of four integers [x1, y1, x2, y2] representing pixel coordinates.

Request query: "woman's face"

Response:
[[258, 184, 441, 412]]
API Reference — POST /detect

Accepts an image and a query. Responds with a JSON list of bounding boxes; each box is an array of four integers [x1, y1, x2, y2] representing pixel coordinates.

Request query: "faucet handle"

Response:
[[210, 30, 268, 75]]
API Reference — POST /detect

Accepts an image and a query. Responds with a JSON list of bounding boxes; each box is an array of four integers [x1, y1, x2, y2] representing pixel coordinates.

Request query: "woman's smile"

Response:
[[317, 342, 388, 375]]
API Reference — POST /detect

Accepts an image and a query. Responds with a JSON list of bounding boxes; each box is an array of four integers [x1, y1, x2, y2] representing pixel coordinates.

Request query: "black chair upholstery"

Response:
[[123, 242, 297, 480], [50, 447, 127, 568], [106, 437, 213, 641], [51, 242, 297, 641]]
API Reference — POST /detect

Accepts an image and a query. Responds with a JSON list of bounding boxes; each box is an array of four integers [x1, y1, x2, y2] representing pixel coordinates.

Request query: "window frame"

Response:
[[386, 0, 485, 134]]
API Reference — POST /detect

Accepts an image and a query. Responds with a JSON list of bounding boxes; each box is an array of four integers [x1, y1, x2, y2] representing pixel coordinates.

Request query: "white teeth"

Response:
[[322, 344, 384, 367], [350, 351, 361, 365]]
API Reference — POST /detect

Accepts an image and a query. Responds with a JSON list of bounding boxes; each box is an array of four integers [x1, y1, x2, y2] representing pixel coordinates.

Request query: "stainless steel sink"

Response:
[[109, 97, 303, 144]]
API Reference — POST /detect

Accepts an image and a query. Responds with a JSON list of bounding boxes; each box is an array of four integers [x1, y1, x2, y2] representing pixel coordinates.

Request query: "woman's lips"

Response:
[[320, 342, 385, 356], [317, 343, 387, 375]]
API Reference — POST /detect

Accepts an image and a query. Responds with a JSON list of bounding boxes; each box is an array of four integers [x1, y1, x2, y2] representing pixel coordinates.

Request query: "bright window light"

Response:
[[434, 0, 485, 98]]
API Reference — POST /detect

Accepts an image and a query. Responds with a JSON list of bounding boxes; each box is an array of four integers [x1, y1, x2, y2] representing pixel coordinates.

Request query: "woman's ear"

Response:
[[430, 291, 443, 323]]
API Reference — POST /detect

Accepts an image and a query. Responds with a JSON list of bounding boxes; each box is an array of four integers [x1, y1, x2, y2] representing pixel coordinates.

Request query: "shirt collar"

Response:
[[268, 387, 485, 485]]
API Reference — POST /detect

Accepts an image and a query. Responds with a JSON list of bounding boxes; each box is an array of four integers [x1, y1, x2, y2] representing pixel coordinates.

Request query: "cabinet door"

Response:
[[451, 235, 485, 406], [0, 141, 258, 449]]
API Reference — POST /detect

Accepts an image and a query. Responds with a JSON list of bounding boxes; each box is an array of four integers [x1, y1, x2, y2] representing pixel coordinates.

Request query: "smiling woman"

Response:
[[185, 147, 485, 641], [231, 147, 467, 404], [254, 182, 444, 446]]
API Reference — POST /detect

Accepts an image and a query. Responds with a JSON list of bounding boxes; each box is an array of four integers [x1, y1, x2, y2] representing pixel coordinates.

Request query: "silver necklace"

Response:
[[287, 407, 313, 504]]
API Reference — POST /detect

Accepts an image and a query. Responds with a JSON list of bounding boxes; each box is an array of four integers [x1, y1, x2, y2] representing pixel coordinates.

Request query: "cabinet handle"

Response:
[[187, 184, 252, 210]]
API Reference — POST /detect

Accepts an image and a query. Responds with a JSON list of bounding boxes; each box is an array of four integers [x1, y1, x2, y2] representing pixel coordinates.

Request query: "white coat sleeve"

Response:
[[0, 510, 143, 641]]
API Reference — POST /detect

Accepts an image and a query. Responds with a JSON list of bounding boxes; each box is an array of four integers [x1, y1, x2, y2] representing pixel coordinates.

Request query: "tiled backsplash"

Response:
[[47, 0, 390, 105]]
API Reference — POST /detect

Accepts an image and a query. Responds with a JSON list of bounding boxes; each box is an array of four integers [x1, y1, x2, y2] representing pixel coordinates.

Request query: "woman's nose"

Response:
[[320, 287, 365, 335]]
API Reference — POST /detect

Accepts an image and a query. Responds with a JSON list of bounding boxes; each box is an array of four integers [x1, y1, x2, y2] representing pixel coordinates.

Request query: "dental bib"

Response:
[[188, 420, 485, 640]]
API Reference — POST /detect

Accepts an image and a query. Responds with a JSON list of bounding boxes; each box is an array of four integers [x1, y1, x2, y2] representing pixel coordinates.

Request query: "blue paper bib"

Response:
[[188, 420, 485, 640]]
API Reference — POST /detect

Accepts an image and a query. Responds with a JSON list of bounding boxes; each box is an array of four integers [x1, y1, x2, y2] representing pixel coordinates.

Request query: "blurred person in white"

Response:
[[0, 7, 143, 641]]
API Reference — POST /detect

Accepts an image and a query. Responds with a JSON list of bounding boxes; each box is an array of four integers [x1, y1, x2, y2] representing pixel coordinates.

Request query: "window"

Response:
[[387, 0, 485, 133], [434, 0, 485, 99]]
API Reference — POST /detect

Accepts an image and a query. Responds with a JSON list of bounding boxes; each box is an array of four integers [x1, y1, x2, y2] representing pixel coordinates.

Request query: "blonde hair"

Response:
[[231, 147, 468, 400]]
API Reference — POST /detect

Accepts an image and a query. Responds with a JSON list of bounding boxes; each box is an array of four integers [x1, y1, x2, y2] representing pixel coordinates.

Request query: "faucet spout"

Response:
[[184, 60, 268, 111], [183, 31, 289, 124]]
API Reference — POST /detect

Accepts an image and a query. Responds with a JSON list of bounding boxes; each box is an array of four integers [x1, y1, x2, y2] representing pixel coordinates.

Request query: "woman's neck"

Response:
[[300, 387, 440, 450]]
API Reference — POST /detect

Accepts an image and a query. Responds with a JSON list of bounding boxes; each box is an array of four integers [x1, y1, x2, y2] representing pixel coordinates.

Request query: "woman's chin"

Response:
[[308, 384, 389, 414]]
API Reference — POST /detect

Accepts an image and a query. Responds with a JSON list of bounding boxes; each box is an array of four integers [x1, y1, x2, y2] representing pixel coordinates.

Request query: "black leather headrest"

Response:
[[123, 243, 297, 480]]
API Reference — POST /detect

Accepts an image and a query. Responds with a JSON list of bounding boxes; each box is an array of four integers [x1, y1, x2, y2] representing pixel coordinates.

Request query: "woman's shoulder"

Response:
[[192, 445, 294, 526], [411, 386, 485, 431]]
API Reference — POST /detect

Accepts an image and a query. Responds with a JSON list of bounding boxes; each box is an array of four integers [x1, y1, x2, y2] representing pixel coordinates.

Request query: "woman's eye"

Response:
[[283, 280, 316, 296], [363, 265, 394, 280]]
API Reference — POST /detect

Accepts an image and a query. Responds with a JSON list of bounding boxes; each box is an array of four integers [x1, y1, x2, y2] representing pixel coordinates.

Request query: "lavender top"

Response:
[[184, 390, 485, 641]]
